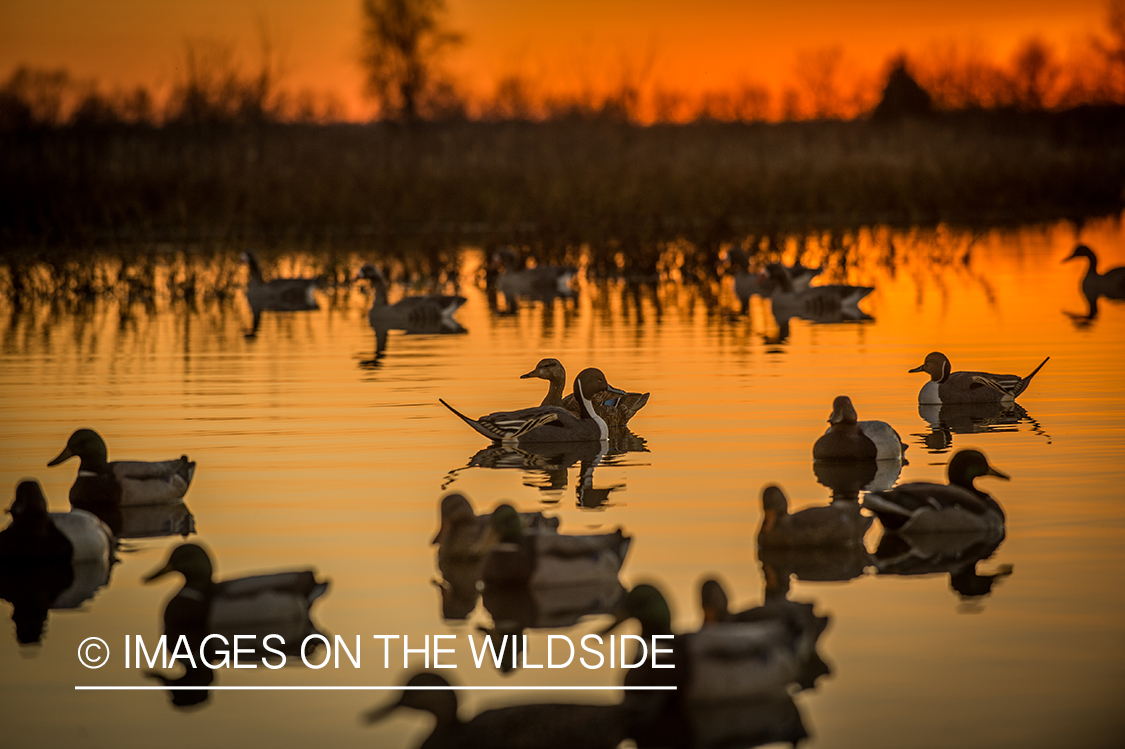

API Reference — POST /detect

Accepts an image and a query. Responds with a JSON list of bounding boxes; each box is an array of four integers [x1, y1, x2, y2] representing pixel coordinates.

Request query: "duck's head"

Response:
[[520, 357, 565, 382], [486, 503, 524, 544], [908, 352, 951, 382], [144, 543, 214, 587], [1064, 245, 1096, 264], [47, 429, 108, 469], [761, 485, 791, 515], [432, 493, 476, 545], [604, 583, 673, 638], [947, 449, 1009, 489], [8, 480, 50, 521], [699, 578, 730, 623], [828, 396, 859, 425], [363, 672, 458, 726], [574, 368, 613, 401]]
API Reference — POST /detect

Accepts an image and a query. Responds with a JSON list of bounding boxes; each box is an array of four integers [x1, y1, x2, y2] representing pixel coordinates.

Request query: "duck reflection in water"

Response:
[[240, 251, 319, 338], [914, 401, 1051, 453], [873, 529, 1013, 604], [0, 481, 115, 645], [814, 459, 903, 499]]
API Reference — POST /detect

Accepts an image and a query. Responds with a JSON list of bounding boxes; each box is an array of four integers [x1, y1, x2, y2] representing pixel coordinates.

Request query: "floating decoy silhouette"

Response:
[[863, 449, 1008, 534], [364, 672, 628, 749], [909, 351, 1049, 405], [1064, 244, 1125, 299], [490, 247, 578, 305], [813, 395, 906, 461], [762, 263, 873, 315], [47, 429, 194, 507], [432, 493, 559, 562], [441, 368, 619, 443], [728, 248, 823, 312], [757, 485, 872, 549], [241, 251, 318, 309], [0, 480, 114, 565], [356, 263, 466, 330], [520, 357, 650, 427], [873, 528, 1013, 600]]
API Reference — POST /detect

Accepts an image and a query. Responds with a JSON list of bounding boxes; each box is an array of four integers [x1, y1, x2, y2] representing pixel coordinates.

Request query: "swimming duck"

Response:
[[432, 493, 559, 562], [491, 247, 578, 303], [47, 429, 195, 507], [862, 449, 1009, 533], [757, 485, 872, 549], [356, 264, 466, 330], [144, 543, 329, 652], [520, 357, 650, 427], [478, 504, 630, 587], [241, 251, 318, 309], [813, 395, 906, 461], [1064, 244, 1125, 298], [364, 672, 629, 749], [909, 351, 1049, 405], [441, 368, 618, 443], [0, 480, 114, 565]]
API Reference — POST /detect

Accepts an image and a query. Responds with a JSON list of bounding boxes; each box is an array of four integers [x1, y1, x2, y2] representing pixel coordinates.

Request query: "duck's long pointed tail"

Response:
[[1014, 356, 1050, 397], [439, 399, 501, 441]]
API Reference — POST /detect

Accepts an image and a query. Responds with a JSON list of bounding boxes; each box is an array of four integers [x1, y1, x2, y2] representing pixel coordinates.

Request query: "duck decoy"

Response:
[[356, 264, 466, 331], [490, 247, 578, 304], [441, 368, 619, 443], [144, 543, 329, 658], [757, 485, 872, 549], [432, 493, 559, 562], [241, 251, 318, 309], [728, 248, 823, 312], [478, 504, 630, 587], [762, 263, 873, 316], [520, 357, 650, 427], [863, 449, 1009, 534], [47, 428, 195, 507], [909, 351, 1049, 405], [813, 395, 906, 461], [0, 480, 114, 565], [364, 672, 629, 749], [1064, 244, 1125, 299]]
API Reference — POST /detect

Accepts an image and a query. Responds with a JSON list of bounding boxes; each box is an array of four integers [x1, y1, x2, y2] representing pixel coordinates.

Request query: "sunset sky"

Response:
[[0, 0, 1111, 118]]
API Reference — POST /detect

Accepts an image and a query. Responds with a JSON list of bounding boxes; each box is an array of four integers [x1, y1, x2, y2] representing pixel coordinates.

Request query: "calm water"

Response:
[[2, 219, 1124, 748]]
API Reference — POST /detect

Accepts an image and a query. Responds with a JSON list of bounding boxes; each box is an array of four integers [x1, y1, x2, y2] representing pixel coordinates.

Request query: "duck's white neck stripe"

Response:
[[78, 470, 99, 478], [577, 380, 609, 440]]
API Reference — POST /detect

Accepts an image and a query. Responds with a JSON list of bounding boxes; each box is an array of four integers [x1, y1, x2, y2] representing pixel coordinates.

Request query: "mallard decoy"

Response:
[[1064, 244, 1125, 298], [520, 357, 650, 427], [758, 485, 872, 549], [432, 493, 559, 562], [0, 480, 114, 565], [364, 672, 628, 749], [441, 368, 618, 443], [478, 504, 629, 587], [762, 263, 873, 315], [356, 264, 466, 330], [144, 543, 329, 654], [909, 351, 1049, 405], [241, 251, 318, 309], [863, 449, 1009, 534], [47, 429, 194, 507], [813, 395, 906, 461], [491, 247, 578, 302]]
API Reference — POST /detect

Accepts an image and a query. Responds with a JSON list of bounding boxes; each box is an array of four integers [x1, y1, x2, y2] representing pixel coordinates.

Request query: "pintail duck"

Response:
[[813, 395, 906, 461], [441, 368, 618, 443], [0, 480, 114, 565], [758, 485, 872, 549], [432, 493, 559, 562], [356, 264, 466, 329], [477, 504, 630, 587], [1064, 244, 1125, 298], [863, 449, 1009, 534], [48, 429, 195, 508], [144, 543, 329, 650], [364, 672, 628, 749], [241, 251, 318, 309], [520, 357, 650, 427], [909, 351, 1049, 405]]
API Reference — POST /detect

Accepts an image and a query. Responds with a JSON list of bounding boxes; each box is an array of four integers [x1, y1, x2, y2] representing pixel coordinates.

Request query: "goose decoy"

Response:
[[364, 672, 628, 749], [144, 543, 329, 656], [432, 493, 559, 562], [47, 428, 195, 507], [478, 504, 630, 587], [0, 480, 114, 565], [1064, 244, 1125, 298], [762, 263, 873, 315], [356, 263, 466, 330], [240, 251, 318, 309], [813, 395, 906, 461], [491, 247, 578, 302], [728, 248, 823, 308], [520, 357, 650, 427], [909, 351, 1049, 405], [441, 368, 619, 443], [758, 485, 872, 549], [862, 449, 1009, 534]]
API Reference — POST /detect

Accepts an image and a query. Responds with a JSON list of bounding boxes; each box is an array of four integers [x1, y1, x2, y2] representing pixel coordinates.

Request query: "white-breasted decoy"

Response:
[[909, 351, 1049, 405], [813, 395, 906, 461]]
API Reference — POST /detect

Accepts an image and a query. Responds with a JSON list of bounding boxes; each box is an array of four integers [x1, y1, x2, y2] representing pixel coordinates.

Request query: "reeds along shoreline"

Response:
[[1, 107, 1124, 251]]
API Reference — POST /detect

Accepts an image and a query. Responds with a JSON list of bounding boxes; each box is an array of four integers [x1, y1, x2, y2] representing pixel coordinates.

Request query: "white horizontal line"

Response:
[[75, 685, 676, 691]]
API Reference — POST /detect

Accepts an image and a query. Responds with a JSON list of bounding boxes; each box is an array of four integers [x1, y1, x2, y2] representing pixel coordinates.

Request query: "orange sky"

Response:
[[0, 0, 1110, 118]]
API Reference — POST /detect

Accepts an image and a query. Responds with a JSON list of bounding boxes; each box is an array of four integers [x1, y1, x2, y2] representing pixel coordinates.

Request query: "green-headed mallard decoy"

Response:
[[364, 672, 628, 749], [47, 428, 194, 508], [0, 480, 114, 565], [478, 504, 629, 587], [520, 358, 649, 427], [909, 351, 1049, 405], [758, 485, 872, 549], [863, 449, 1009, 534], [356, 263, 466, 331], [1064, 244, 1125, 299], [813, 395, 906, 462], [441, 368, 618, 443], [241, 250, 318, 309], [432, 493, 559, 562]]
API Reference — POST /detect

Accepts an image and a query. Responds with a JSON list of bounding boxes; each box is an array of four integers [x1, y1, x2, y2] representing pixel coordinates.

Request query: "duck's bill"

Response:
[[47, 446, 74, 467], [907, 364, 925, 373], [143, 563, 173, 583], [607, 385, 627, 396], [988, 466, 1011, 481], [519, 369, 539, 379]]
